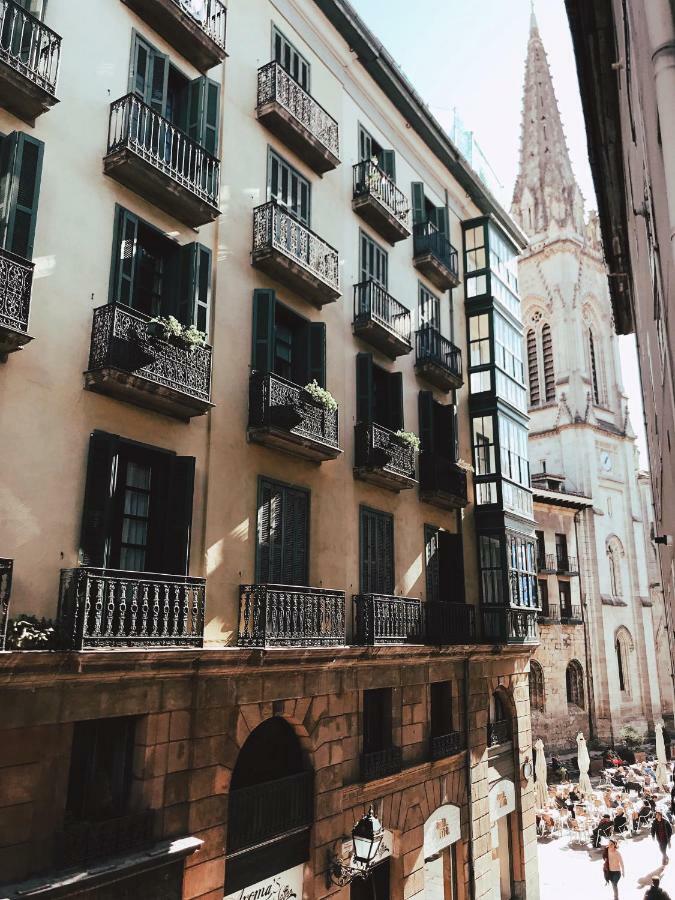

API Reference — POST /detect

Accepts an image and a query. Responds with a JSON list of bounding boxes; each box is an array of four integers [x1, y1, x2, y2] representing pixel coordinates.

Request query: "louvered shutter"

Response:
[[425, 525, 440, 603], [418, 391, 434, 453], [131, 36, 168, 114], [437, 402, 456, 459], [440, 532, 464, 603], [388, 371, 404, 431], [2, 132, 44, 260], [110, 208, 139, 306], [308, 322, 326, 388], [251, 289, 275, 373], [378, 512, 394, 594], [356, 352, 374, 423], [188, 76, 220, 154], [411, 182, 425, 225], [178, 243, 211, 333], [162, 456, 195, 576], [378, 150, 396, 182], [80, 431, 120, 567], [256, 480, 283, 583], [282, 486, 309, 586], [433, 204, 449, 237]]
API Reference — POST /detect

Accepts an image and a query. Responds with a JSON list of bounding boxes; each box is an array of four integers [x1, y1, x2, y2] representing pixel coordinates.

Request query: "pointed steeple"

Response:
[[511, 11, 585, 240]]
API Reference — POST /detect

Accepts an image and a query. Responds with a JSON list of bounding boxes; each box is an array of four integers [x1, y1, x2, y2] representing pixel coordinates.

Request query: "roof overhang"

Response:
[[533, 487, 594, 510]]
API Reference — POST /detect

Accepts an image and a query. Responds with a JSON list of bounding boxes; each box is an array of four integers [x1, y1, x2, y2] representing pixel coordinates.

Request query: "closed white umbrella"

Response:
[[534, 738, 548, 808], [655, 722, 670, 791], [576, 732, 593, 796]]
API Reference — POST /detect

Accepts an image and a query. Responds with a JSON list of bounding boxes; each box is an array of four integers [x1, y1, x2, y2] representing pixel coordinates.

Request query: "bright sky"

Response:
[[349, 0, 649, 465]]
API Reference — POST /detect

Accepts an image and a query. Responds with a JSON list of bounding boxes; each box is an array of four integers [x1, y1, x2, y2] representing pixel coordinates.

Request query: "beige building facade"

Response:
[[0, 2, 541, 900]]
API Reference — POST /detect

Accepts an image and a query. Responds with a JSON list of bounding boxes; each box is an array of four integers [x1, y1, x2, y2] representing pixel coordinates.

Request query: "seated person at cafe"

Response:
[[592, 813, 614, 848], [604, 790, 619, 809], [569, 785, 581, 803], [612, 767, 628, 788], [536, 810, 556, 833], [613, 808, 629, 833], [604, 748, 622, 767], [634, 799, 654, 830]]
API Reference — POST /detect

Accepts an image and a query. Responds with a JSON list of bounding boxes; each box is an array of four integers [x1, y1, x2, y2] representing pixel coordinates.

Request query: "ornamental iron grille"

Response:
[[423, 601, 475, 644], [353, 593, 423, 645], [419, 454, 468, 504], [107, 94, 220, 207], [538, 552, 556, 573], [227, 771, 313, 854], [0, 558, 12, 651], [238, 583, 346, 648], [257, 61, 340, 160], [87, 303, 212, 405], [352, 160, 410, 227], [248, 370, 339, 450], [557, 553, 578, 574], [538, 602, 560, 623], [252, 201, 340, 295], [482, 606, 538, 643], [0, 0, 61, 95], [560, 604, 582, 623], [57, 568, 205, 649], [415, 325, 462, 380], [354, 422, 416, 481], [413, 220, 459, 277], [0, 245, 33, 334], [487, 720, 512, 747], [353, 280, 412, 345], [55, 810, 156, 868], [360, 746, 402, 781], [171, 0, 227, 48], [430, 731, 463, 760]]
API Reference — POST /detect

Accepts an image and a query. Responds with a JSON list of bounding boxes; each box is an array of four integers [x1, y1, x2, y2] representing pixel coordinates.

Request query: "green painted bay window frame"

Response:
[[462, 217, 521, 320], [478, 529, 537, 611], [471, 412, 498, 506], [467, 310, 492, 396]]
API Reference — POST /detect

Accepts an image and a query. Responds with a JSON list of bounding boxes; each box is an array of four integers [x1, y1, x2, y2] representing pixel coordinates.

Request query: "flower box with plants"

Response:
[[146, 316, 207, 352], [301, 380, 338, 412], [393, 430, 421, 452]]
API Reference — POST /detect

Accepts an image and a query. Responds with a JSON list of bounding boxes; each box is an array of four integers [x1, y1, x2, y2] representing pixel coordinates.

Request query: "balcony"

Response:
[[352, 161, 411, 244], [481, 606, 539, 644], [556, 553, 579, 576], [104, 94, 221, 228], [423, 602, 475, 645], [0, 247, 33, 358], [0, 558, 12, 651], [415, 325, 463, 391], [353, 593, 422, 645], [537, 553, 557, 574], [412, 221, 460, 291], [538, 602, 560, 624], [121, 0, 226, 71], [55, 811, 155, 868], [247, 371, 341, 462], [419, 452, 468, 510], [360, 747, 402, 782], [228, 771, 313, 854], [352, 280, 412, 359], [84, 303, 213, 421], [0, 0, 60, 122], [238, 583, 346, 648], [256, 62, 339, 174], [57, 568, 205, 650], [252, 202, 340, 307], [430, 731, 463, 761], [560, 604, 582, 624], [353, 422, 416, 492], [487, 720, 512, 747]]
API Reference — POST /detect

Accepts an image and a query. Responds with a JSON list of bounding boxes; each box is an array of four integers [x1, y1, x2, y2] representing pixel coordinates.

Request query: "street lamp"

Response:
[[328, 806, 386, 886]]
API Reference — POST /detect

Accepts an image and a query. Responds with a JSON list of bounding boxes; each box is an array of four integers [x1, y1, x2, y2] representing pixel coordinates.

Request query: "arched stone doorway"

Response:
[[423, 804, 462, 900], [225, 717, 313, 899]]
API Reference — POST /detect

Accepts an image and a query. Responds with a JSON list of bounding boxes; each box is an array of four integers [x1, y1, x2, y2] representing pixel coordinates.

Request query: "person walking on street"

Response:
[[603, 838, 625, 900], [652, 810, 673, 865], [644, 876, 672, 900]]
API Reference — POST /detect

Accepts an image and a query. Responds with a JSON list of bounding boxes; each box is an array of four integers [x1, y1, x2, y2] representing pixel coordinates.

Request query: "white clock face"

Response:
[[601, 451, 613, 472]]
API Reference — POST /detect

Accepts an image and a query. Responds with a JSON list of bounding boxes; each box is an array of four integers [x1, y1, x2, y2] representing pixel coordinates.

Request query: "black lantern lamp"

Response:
[[328, 806, 386, 886]]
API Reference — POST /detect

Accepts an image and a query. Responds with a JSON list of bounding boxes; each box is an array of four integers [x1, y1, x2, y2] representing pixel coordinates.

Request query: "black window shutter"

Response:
[[110, 207, 139, 306], [440, 531, 464, 602], [379, 512, 394, 594], [308, 322, 326, 388], [162, 456, 195, 576], [252, 289, 275, 373], [178, 243, 211, 332], [378, 149, 396, 182], [257, 480, 282, 583], [80, 431, 120, 567], [282, 487, 309, 586], [359, 508, 370, 593], [356, 352, 374, 423], [411, 182, 425, 225], [1, 132, 44, 260], [425, 524, 440, 603], [418, 391, 435, 453], [388, 371, 404, 431], [437, 402, 455, 459]]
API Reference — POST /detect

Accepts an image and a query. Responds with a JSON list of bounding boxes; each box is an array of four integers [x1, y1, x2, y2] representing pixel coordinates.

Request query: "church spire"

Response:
[[511, 11, 585, 240]]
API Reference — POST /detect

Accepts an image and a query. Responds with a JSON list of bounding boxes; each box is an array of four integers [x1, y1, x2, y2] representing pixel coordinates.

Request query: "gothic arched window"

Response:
[[616, 637, 626, 692], [589, 328, 601, 404], [566, 660, 585, 708], [615, 628, 633, 695], [529, 660, 545, 713], [527, 328, 540, 407], [542, 324, 555, 401]]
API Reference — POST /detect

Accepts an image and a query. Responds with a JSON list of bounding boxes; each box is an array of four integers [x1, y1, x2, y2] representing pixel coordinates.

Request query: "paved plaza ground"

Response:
[[538, 829, 675, 899]]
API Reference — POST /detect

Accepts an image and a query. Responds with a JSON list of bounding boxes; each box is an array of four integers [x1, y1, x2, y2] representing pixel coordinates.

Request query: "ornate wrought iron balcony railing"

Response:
[[0, 558, 12, 651], [423, 602, 475, 645], [84, 303, 213, 420], [353, 593, 422, 645], [353, 280, 412, 359], [538, 601, 560, 623], [537, 552, 557, 573], [352, 160, 411, 243], [0, 246, 33, 358], [247, 370, 341, 462], [227, 771, 313, 855], [487, 720, 512, 747], [104, 93, 221, 228], [256, 61, 340, 173], [430, 731, 464, 761], [121, 0, 226, 71], [360, 746, 402, 782], [412, 221, 460, 291], [55, 811, 155, 868], [57, 568, 205, 650], [354, 422, 417, 492], [419, 452, 468, 511], [252, 201, 341, 307], [0, 0, 61, 121], [560, 604, 582, 623], [238, 583, 346, 648], [556, 553, 579, 575], [481, 606, 539, 644], [415, 325, 463, 391]]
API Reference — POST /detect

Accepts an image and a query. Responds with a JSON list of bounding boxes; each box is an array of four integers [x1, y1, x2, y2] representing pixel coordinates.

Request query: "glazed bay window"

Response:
[[494, 311, 527, 411], [353, 126, 410, 243], [418, 392, 466, 509], [247, 288, 340, 461], [468, 312, 492, 394], [361, 688, 400, 780], [0, 0, 61, 122], [472, 414, 497, 504], [508, 532, 537, 608], [411, 182, 459, 290], [499, 414, 533, 518], [424, 525, 474, 644], [353, 232, 410, 358], [84, 206, 213, 419], [58, 431, 205, 649], [415, 283, 462, 391], [104, 34, 221, 227], [463, 218, 520, 319], [0, 130, 43, 356]]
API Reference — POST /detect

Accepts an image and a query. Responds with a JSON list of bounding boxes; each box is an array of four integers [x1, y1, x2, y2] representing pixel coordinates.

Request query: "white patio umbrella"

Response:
[[576, 732, 593, 796], [534, 738, 548, 808], [655, 722, 670, 791]]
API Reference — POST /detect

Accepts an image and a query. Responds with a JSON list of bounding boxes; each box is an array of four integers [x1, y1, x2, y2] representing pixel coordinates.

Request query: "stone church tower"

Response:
[[512, 11, 673, 747]]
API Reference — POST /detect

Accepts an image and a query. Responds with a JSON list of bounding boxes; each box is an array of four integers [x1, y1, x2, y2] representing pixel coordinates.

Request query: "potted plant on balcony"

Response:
[[393, 430, 421, 452], [147, 316, 207, 351], [301, 380, 338, 412]]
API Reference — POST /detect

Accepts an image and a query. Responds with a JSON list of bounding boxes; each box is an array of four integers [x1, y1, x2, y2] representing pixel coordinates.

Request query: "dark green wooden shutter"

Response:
[[436, 401, 454, 458], [178, 243, 211, 332], [356, 352, 374, 423], [110, 208, 139, 306], [1, 132, 44, 260], [282, 486, 309, 586], [256, 480, 308, 586], [411, 182, 425, 225], [425, 525, 440, 603], [451, 405, 459, 461], [360, 508, 393, 594], [257, 480, 282, 583], [431, 204, 449, 237], [379, 149, 396, 181], [358, 126, 372, 162], [188, 76, 220, 154], [441, 532, 464, 602], [308, 322, 326, 388], [131, 35, 168, 113], [379, 512, 394, 594], [251, 289, 275, 373], [418, 391, 434, 453], [388, 371, 404, 431], [80, 431, 119, 567], [162, 456, 195, 576]]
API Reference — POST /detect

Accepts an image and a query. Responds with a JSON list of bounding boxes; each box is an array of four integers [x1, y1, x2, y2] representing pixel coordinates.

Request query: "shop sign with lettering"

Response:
[[224, 864, 304, 900], [423, 804, 461, 859]]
